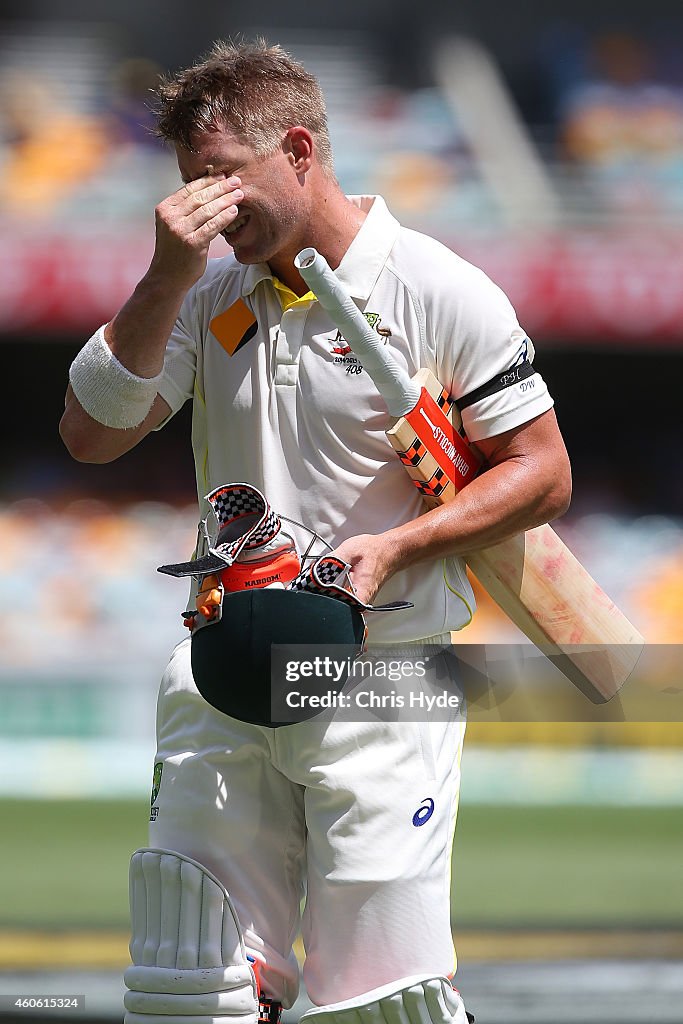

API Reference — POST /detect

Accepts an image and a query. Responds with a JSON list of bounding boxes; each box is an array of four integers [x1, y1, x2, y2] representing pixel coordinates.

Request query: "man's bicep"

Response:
[[473, 409, 573, 523], [474, 408, 570, 470]]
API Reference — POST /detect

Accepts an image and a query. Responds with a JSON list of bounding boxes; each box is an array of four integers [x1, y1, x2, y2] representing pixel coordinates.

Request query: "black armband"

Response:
[[455, 359, 535, 412]]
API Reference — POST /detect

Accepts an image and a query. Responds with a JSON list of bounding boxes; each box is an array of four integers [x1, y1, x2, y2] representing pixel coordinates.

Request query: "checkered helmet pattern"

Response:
[[206, 482, 282, 561], [287, 555, 371, 611]]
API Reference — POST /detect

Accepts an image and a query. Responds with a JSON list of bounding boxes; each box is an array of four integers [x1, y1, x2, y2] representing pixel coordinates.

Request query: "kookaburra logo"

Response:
[[331, 313, 391, 372]]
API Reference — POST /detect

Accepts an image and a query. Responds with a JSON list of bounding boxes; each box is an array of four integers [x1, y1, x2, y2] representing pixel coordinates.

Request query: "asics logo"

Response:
[[412, 797, 435, 826]]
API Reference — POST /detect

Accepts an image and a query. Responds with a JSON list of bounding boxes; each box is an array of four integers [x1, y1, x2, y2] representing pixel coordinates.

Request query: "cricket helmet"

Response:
[[190, 587, 366, 726], [157, 481, 412, 727]]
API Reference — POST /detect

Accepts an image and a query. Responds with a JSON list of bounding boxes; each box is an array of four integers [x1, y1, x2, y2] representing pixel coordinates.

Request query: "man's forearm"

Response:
[[385, 455, 571, 573], [104, 268, 189, 376], [333, 441, 571, 606], [385, 408, 573, 574]]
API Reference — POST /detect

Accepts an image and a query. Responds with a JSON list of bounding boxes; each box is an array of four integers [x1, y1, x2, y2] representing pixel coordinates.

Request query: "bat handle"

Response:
[[295, 248, 420, 417]]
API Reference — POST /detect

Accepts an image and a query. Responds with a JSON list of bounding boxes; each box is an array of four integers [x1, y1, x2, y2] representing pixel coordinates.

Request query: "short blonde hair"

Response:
[[155, 38, 334, 174]]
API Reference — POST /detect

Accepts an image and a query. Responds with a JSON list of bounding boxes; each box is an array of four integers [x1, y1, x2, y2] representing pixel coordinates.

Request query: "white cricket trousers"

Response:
[[149, 636, 465, 1008]]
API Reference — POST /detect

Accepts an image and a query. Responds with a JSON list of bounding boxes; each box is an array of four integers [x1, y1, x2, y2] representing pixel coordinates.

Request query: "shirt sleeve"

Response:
[[153, 290, 198, 430], [422, 247, 554, 443]]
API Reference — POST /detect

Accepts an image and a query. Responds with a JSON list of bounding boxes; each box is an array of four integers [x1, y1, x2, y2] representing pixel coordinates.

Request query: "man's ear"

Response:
[[284, 126, 313, 173]]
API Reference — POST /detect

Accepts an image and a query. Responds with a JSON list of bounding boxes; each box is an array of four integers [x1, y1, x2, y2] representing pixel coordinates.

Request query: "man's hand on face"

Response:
[[149, 174, 244, 288]]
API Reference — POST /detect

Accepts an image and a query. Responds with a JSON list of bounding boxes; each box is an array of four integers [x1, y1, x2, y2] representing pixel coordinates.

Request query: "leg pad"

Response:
[[300, 975, 471, 1024], [124, 848, 259, 1023]]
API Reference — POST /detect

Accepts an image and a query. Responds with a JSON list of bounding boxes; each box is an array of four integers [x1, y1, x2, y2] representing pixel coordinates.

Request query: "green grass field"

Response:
[[452, 804, 683, 927], [0, 799, 681, 929]]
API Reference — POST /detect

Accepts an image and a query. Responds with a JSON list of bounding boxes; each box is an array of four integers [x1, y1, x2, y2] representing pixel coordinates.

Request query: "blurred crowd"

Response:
[[536, 25, 683, 221], [1, 22, 683, 228], [0, 55, 179, 224], [0, 499, 193, 670]]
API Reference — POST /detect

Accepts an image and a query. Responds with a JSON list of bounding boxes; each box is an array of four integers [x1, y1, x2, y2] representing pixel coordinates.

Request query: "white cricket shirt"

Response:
[[156, 196, 554, 642]]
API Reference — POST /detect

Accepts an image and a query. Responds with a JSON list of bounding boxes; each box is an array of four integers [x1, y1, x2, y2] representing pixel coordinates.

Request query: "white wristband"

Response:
[[69, 325, 164, 429]]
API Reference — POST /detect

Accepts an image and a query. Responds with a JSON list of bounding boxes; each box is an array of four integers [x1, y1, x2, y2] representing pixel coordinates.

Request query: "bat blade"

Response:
[[464, 531, 644, 702]]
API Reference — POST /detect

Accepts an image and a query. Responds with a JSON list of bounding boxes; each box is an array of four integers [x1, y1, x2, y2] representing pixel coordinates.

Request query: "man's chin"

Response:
[[221, 236, 266, 265]]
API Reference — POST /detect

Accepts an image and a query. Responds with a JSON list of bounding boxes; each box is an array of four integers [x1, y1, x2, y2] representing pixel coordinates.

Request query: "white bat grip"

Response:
[[295, 247, 420, 416]]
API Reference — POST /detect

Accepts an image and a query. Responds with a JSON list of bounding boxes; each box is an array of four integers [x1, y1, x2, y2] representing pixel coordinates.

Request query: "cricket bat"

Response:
[[294, 247, 644, 703]]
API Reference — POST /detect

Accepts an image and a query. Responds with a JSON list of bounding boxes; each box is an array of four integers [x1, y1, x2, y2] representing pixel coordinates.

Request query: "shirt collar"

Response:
[[241, 262, 272, 298], [334, 195, 400, 300], [240, 195, 399, 302]]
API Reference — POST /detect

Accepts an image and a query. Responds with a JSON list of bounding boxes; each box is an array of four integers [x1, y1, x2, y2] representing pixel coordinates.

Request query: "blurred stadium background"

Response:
[[0, 1, 682, 1022]]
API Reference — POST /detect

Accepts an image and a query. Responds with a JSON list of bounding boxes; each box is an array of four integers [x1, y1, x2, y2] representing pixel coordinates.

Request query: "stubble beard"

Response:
[[228, 200, 306, 270]]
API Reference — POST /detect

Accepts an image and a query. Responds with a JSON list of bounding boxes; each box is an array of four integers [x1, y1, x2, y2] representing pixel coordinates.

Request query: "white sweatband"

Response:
[[69, 325, 164, 429]]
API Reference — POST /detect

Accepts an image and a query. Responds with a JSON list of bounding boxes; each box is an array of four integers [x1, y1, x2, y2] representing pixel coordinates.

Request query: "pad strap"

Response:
[[259, 997, 283, 1024]]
